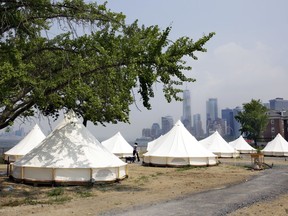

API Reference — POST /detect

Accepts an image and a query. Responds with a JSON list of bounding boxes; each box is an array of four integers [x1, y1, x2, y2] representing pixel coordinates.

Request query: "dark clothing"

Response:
[[133, 146, 140, 162]]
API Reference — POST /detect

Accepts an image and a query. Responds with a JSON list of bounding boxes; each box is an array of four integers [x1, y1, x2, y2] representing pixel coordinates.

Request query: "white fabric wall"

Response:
[[214, 152, 240, 158], [262, 151, 288, 156], [55, 168, 90, 181], [25, 168, 53, 181], [143, 156, 217, 166], [189, 157, 217, 166], [13, 167, 53, 181], [237, 150, 257, 154], [11, 166, 22, 179], [11, 165, 127, 183]]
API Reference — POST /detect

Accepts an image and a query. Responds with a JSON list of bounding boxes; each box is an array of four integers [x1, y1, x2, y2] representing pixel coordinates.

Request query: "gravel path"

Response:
[[101, 166, 288, 216]]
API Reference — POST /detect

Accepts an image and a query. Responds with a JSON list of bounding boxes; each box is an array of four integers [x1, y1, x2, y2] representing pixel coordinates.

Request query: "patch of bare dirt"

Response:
[[229, 194, 288, 216], [0, 156, 287, 216]]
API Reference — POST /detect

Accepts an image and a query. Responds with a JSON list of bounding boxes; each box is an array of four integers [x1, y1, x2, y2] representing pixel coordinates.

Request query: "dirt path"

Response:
[[1, 156, 287, 216], [101, 166, 288, 216]]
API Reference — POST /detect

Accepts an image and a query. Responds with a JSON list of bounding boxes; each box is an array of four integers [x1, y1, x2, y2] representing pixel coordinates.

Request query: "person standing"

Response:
[[133, 143, 140, 162]]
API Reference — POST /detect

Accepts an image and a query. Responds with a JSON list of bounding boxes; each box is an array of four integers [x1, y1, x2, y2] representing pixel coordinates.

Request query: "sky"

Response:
[[4, 0, 288, 142], [90, 0, 288, 141]]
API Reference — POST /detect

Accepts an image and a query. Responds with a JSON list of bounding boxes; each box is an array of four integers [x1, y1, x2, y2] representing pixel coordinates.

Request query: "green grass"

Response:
[[150, 172, 164, 177], [49, 195, 72, 204], [1, 185, 92, 208], [1, 196, 71, 207], [47, 187, 64, 197], [176, 165, 208, 172], [135, 175, 149, 183], [76, 190, 92, 198]]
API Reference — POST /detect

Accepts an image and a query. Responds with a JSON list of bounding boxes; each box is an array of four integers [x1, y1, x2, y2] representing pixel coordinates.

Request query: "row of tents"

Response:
[[3, 112, 288, 185], [4, 111, 128, 184]]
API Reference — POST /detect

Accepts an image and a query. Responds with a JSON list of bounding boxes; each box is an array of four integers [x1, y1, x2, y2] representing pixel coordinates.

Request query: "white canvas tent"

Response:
[[101, 132, 133, 157], [261, 133, 288, 156], [229, 136, 257, 154], [143, 120, 217, 166], [4, 124, 46, 162], [146, 135, 163, 152], [200, 131, 239, 158], [11, 111, 127, 184]]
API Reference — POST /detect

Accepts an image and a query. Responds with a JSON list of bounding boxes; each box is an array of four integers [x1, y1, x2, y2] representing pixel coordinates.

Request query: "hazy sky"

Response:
[[5, 0, 288, 142], [90, 0, 288, 141]]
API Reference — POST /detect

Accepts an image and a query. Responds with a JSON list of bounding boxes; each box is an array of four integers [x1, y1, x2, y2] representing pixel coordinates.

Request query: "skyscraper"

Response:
[[181, 89, 192, 133], [269, 98, 288, 111], [206, 98, 218, 121], [206, 98, 219, 135], [151, 123, 161, 139], [221, 108, 234, 137], [193, 114, 204, 139], [161, 116, 174, 135]]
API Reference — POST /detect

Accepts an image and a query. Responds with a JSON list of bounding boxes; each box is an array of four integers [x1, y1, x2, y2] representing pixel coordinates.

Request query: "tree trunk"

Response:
[[254, 138, 258, 148]]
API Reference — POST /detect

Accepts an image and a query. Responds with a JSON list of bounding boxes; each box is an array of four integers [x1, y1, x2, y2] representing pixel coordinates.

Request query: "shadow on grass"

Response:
[[176, 165, 209, 172], [95, 183, 145, 192]]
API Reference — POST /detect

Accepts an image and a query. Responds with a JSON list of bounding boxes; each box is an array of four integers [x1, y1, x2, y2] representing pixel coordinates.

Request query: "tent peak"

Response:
[[175, 120, 183, 126]]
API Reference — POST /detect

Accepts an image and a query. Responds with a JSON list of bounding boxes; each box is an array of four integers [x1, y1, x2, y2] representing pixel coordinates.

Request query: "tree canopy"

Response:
[[0, 0, 215, 128], [235, 99, 268, 146]]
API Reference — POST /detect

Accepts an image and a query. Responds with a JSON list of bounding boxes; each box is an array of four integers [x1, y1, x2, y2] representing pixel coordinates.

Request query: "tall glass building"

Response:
[[206, 98, 218, 134], [193, 113, 204, 139], [161, 116, 174, 135], [206, 98, 218, 122], [151, 123, 161, 139], [269, 98, 288, 111], [181, 89, 192, 133], [221, 108, 234, 137]]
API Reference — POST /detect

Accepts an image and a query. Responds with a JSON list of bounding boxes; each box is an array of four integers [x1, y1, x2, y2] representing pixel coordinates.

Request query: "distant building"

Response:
[[193, 114, 204, 139], [151, 123, 161, 139], [161, 116, 174, 135], [261, 110, 288, 142], [260, 98, 288, 143], [263, 102, 270, 109], [135, 137, 153, 147], [142, 128, 151, 138], [0, 127, 25, 139], [181, 89, 192, 133], [206, 98, 218, 122], [15, 127, 25, 137], [269, 98, 288, 111], [221, 108, 234, 138], [206, 98, 218, 135], [213, 118, 225, 136]]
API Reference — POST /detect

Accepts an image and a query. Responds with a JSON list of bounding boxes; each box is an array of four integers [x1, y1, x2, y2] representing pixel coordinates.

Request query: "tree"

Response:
[[0, 0, 215, 128], [235, 99, 268, 146]]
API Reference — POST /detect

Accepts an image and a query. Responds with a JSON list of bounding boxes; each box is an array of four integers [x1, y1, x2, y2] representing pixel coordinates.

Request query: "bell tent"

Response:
[[261, 133, 288, 156], [146, 135, 163, 152], [200, 131, 239, 158], [4, 124, 46, 162], [143, 120, 217, 167], [11, 111, 127, 184], [229, 136, 257, 154], [101, 132, 133, 157]]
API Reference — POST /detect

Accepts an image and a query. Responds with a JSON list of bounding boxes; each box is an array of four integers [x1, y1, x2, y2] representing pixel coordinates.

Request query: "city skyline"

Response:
[[131, 96, 288, 142], [2, 1, 288, 142], [1, 96, 286, 143], [91, 0, 288, 141]]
